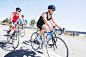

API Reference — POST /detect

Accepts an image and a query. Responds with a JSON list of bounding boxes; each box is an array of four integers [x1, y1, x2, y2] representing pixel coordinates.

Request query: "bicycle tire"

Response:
[[20, 28, 25, 37], [30, 32, 40, 50], [46, 36, 69, 57], [7, 35, 11, 43], [12, 32, 19, 50]]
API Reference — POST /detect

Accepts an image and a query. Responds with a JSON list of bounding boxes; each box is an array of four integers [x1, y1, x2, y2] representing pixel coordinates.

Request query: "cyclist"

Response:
[[7, 7, 23, 35], [17, 15, 26, 26], [17, 15, 26, 29], [37, 5, 64, 48]]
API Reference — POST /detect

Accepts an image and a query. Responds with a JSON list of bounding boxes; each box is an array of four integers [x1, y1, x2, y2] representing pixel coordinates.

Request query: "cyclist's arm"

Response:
[[42, 13, 51, 28], [19, 14, 23, 24], [49, 20, 54, 26], [10, 12, 14, 22], [52, 17, 61, 29]]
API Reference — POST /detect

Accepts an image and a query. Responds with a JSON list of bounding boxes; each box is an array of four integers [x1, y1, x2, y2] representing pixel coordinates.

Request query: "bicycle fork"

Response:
[[52, 36, 57, 51]]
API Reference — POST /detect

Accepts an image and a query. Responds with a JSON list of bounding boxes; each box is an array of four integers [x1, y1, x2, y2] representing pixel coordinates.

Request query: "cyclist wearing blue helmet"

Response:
[[37, 5, 63, 48]]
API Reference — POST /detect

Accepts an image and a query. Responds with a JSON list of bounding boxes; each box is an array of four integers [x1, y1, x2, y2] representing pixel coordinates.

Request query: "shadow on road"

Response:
[[23, 40, 43, 54], [3, 30, 8, 32], [0, 40, 13, 51], [4, 48, 41, 57]]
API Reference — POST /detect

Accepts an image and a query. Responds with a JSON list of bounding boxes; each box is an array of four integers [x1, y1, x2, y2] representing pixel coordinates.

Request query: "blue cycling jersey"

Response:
[[17, 18, 25, 24]]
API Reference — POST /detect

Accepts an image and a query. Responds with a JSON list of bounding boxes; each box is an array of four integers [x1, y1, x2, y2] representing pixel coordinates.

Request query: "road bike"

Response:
[[19, 24, 25, 37], [30, 27, 69, 57], [7, 22, 22, 50]]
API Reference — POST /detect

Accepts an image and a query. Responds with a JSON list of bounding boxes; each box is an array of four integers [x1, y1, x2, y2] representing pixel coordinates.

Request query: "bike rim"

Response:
[[46, 37, 69, 57], [7, 36, 11, 43], [31, 32, 40, 50], [20, 29, 25, 37], [12, 32, 19, 50]]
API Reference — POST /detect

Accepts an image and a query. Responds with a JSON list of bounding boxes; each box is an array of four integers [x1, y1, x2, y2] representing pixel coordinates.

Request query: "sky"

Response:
[[0, 0, 86, 32]]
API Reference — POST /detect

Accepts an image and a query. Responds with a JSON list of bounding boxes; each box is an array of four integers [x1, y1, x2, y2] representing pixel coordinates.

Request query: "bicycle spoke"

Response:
[[20, 29, 25, 37], [12, 32, 19, 50], [46, 37, 69, 57], [7, 35, 11, 43], [31, 32, 39, 50]]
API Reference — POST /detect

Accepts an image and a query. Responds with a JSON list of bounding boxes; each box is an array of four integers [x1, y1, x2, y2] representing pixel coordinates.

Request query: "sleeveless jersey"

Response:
[[12, 12, 19, 22]]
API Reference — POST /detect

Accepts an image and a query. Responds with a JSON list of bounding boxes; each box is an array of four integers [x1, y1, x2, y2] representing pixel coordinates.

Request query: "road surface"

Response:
[[0, 25, 86, 57]]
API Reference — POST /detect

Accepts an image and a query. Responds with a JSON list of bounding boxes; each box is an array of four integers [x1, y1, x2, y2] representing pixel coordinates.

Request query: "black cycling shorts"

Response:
[[37, 24, 43, 30]]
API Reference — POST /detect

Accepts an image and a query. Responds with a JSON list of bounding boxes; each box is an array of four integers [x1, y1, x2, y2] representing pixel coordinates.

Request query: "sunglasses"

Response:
[[18, 11, 21, 12], [52, 9, 55, 11]]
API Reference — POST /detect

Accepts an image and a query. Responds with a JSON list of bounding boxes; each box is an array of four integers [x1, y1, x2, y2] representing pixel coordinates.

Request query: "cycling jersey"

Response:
[[37, 12, 52, 29], [17, 18, 25, 24], [12, 12, 19, 22]]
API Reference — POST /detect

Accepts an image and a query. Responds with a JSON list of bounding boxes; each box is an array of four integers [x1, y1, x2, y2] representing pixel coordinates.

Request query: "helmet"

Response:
[[48, 5, 56, 10], [22, 15, 24, 17], [16, 7, 21, 11]]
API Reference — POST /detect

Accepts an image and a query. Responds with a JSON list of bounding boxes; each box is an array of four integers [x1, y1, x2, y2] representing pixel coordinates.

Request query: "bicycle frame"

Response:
[[13, 24, 21, 32], [41, 29, 63, 46]]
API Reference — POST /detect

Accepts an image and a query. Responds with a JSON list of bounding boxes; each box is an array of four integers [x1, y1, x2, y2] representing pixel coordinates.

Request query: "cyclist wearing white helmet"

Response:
[[37, 5, 64, 48]]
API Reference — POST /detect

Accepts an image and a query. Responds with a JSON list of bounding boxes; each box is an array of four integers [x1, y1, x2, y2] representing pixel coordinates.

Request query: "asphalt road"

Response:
[[0, 25, 86, 57]]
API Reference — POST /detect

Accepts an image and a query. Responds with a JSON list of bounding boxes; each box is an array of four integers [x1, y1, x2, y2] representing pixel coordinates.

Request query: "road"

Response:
[[0, 25, 86, 57]]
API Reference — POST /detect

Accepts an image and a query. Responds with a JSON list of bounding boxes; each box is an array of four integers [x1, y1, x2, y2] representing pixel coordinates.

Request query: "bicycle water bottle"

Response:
[[40, 35, 43, 41]]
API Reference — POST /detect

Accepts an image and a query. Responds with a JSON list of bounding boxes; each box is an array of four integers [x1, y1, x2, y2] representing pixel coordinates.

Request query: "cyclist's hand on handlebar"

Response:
[[10, 22, 12, 24], [60, 28, 64, 33], [53, 26, 56, 28]]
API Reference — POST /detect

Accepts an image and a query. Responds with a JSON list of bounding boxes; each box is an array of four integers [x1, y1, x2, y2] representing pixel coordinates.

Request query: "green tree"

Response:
[[25, 19, 28, 24], [30, 19, 36, 26], [2, 18, 9, 23], [5, 18, 9, 23]]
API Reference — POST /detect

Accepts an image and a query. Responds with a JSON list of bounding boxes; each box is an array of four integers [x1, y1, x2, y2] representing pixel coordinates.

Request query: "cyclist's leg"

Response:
[[42, 33, 47, 43], [11, 23, 16, 38], [8, 26, 11, 31], [7, 23, 13, 34], [10, 22, 15, 34], [38, 25, 47, 37]]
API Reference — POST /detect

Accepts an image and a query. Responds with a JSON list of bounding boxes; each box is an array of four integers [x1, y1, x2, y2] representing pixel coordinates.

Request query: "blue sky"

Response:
[[0, 0, 86, 32]]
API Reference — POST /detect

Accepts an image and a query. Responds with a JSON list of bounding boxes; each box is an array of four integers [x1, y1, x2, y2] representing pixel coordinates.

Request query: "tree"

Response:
[[5, 18, 9, 23], [30, 19, 36, 26], [2, 18, 9, 23], [25, 19, 28, 24]]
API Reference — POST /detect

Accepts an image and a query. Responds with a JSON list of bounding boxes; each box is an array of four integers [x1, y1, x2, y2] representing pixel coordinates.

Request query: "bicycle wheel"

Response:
[[7, 35, 11, 43], [20, 28, 25, 37], [30, 32, 40, 50], [12, 32, 19, 50], [46, 37, 69, 57]]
